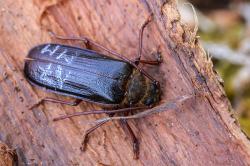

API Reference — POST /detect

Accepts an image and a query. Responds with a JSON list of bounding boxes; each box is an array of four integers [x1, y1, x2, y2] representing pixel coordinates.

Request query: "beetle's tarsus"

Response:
[[80, 135, 89, 152], [133, 138, 140, 159]]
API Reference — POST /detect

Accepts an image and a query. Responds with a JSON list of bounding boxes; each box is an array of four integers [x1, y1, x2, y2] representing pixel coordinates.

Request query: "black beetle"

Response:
[[24, 16, 161, 159]]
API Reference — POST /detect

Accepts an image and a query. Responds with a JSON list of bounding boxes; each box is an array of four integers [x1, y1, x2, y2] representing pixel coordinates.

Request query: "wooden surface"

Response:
[[0, 141, 17, 166], [0, 0, 250, 165]]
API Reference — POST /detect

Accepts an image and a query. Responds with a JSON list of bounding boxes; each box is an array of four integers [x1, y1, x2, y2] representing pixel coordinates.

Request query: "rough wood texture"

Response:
[[0, 0, 250, 165], [0, 141, 17, 166]]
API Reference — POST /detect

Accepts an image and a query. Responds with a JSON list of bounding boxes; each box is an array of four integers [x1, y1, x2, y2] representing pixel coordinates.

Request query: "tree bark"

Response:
[[0, 141, 17, 166], [0, 0, 249, 165]]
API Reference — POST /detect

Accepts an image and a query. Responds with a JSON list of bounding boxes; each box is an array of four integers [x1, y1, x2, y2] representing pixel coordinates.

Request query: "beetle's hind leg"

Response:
[[51, 107, 145, 152], [120, 119, 139, 159], [80, 113, 140, 159], [29, 98, 82, 109], [81, 119, 110, 151], [80, 112, 117, 151]]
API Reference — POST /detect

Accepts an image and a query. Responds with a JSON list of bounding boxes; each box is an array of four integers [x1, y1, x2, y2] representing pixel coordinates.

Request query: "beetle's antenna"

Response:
[[53, 106, 148, 121]]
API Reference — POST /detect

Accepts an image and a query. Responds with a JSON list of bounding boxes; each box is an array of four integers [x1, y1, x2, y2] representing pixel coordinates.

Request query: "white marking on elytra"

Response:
[[41, 45, 60, 56], [55, 65, 72, 89], [55, 65, 63, 88], [38, 64, 72, 89], [38, 63, 53, 84], [62, 71, 71, 89], [56, 49, 74, 64]]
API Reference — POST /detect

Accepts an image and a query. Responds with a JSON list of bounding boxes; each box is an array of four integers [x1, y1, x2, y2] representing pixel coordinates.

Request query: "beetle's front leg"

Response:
[[133, 50, 162, 66]]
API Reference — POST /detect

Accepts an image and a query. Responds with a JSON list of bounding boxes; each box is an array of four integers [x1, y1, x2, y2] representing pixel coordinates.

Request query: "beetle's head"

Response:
[[142, 81, 161, 106]]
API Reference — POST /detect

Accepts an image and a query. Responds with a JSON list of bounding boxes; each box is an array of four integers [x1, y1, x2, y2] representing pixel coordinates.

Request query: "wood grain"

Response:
[[0, 141, 17, 166], [0, 0, 250, 165]]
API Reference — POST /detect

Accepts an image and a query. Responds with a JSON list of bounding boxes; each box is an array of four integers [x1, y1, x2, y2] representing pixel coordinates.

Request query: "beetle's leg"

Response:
[[120, 119, 139, 159], [29, 98, 82, 109], [135, 14, 153, 64], [81, 113, 116, 151], [133, 55, 162, 65], [80, 119, 110, 151], [49, 32, 137, 67], [50, 14, 153, 65], [49, 31, 127, 61], [134, 58, 162, 65], [134, 46, 162, 66], [133, 14, 163, 67], [48, 14, 159, 84]]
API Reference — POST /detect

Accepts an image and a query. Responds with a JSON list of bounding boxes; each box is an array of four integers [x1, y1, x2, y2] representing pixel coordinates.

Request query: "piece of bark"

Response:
[[0, 0, 249, 165], [0, 141, 17, 166]]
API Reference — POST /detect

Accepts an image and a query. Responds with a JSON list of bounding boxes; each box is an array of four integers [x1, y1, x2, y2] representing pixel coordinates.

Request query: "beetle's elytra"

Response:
[[24, 16, 161, 159]]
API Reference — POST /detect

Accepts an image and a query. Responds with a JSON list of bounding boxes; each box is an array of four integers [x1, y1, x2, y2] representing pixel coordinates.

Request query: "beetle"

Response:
[[24, 16, 161, 159]]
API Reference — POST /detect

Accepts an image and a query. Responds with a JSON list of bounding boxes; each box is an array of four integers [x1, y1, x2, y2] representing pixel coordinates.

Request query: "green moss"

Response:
[[239, 118, 250, 137], [213, 60, 241, 101], [199, 19, 250, 136], [199, 23, 245, 48]]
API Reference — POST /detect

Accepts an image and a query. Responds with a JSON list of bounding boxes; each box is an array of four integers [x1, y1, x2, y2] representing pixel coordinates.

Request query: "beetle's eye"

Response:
[[144, 97, 153, 106]]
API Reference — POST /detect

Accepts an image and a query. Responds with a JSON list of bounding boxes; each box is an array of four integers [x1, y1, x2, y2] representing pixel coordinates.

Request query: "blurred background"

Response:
[[178, 0, 250, 136]]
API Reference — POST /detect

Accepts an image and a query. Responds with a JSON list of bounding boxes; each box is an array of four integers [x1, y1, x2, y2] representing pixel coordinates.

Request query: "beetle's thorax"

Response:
[[122, 69, 160, 107]]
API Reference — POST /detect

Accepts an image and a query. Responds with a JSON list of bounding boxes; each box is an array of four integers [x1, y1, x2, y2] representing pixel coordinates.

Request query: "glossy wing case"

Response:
[[24, 44, 133, 104]]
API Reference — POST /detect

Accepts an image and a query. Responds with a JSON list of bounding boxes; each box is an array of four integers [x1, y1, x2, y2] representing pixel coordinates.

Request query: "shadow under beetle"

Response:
[[24, 16, 161, 159]]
